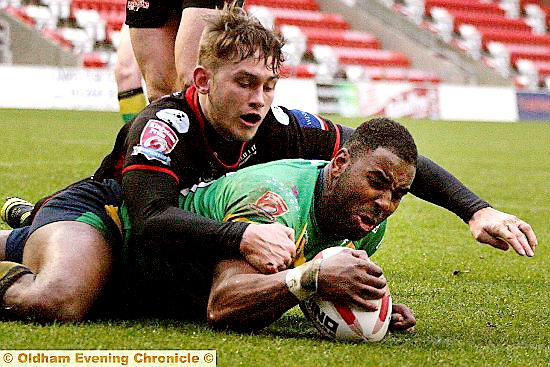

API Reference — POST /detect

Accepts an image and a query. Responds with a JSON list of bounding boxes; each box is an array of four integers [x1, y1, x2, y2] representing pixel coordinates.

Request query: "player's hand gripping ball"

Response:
[[300, 247, 392, 342]]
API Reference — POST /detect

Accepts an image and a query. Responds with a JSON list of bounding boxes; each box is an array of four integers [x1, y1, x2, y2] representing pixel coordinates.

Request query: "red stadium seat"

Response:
[[100, 10, 125, 30], [280, 64, 315, 78], [502, 44, 550, 64], [299, 27, 380, 49], [40, 28, 73, 50], [477, 27, 550, 48], [330, 47, 410, 68], [363, 67, 441, 83], [447, 10, 532, 32], [71, 0, 126, 30], [524, 60, 550, 77], [5, 6, 36, 26], [82, 52, 108, 67], [245, 0, 319, 11], [424, 0, 506, 16], [406, 69, 442, 83], [267, 8, 349, 30]]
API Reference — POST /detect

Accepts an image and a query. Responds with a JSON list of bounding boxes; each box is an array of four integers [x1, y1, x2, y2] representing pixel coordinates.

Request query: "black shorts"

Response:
[[126, 0, 244, 28], [29, 179, 125, 249], [6, 179, 125, 264]]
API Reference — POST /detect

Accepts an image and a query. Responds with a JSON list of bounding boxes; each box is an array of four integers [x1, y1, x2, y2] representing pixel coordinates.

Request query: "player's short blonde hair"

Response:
[[198, 2, 285, 76]]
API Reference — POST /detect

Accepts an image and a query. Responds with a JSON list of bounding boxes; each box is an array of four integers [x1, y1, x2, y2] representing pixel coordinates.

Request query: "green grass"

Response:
[[1, 109, 549, 366]]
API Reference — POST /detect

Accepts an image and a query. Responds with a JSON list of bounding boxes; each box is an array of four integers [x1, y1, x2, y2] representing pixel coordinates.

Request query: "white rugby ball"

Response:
[[300, 246, 392, 342]]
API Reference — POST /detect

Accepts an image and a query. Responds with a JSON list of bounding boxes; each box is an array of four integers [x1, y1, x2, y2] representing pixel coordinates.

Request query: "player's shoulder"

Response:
[[233, 159, 326, 186], [131, 93, 196, 135], [266, 105, 338, 131]]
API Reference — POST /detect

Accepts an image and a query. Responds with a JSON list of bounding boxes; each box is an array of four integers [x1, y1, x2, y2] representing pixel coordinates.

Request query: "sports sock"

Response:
[[118, 87, 147, 124], [1, 197, 34, 229]]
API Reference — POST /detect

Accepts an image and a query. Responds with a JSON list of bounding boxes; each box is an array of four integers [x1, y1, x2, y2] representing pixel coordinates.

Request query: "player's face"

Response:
[[203, 54, 278, 142], [319, 147, 416, 240]]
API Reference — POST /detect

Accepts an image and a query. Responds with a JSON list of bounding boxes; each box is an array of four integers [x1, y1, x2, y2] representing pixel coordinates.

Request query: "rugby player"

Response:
[[0, 118, 417, 333]]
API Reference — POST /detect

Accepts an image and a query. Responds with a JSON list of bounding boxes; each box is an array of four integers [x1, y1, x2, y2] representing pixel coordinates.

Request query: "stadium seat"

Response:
[[280, 64, 316, 78], [265, 8, 349, 30], [59, 26, 94, 53], [299, 27, 380, 49], [362, 66, 441, 83], [406, 68, 441, 83], [446, 10, 532, 33], [82, 52, 108, 67], [477, 27, 550, 48], [245, 0, 319, 11], [526, 60, 550, 77], [5, 6, 36, 26], [71, 0, 125, 33], [328, 46, 410, 68], [40, 27, 73, 49], [501, 43, 550, 64], [424, 0, 506, 16], [23, 5, 57, 29]]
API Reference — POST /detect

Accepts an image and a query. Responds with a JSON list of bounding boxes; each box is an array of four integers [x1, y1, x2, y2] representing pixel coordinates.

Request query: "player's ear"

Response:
[[331, 148, 351, 178], [193, 66, 211, 94]]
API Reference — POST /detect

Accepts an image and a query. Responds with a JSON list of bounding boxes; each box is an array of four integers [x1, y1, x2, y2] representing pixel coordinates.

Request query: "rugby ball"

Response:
[[300, 247, 392, 342]]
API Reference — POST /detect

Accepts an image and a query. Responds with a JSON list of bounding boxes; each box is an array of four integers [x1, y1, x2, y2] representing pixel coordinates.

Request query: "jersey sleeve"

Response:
[[123, 170, 247, 260], [267, 106, 346, 161]]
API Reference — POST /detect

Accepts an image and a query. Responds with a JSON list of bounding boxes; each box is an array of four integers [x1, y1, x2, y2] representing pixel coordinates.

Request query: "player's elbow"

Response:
[[206, 302, 266, 334]]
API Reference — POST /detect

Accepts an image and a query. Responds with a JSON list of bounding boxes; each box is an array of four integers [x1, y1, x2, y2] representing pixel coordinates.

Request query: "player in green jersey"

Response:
[[180, 159, 387, 264], [0, 117, 417, 333], [196, 117, 417, 332]]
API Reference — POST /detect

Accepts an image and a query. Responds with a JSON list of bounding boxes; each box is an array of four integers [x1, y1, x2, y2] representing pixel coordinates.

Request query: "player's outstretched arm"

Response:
[[207, 250, 387, 333], [207, 258, 296, 332], [468, 207, 537, 256]]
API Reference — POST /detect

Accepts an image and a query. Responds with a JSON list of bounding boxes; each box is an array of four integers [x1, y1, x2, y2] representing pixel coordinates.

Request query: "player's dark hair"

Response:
[[199, 2, 285, 75], [344, 118, 418, 166]]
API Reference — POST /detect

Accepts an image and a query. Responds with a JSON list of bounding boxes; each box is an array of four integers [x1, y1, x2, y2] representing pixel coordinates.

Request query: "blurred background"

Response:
[[0, 0, 549, 121]]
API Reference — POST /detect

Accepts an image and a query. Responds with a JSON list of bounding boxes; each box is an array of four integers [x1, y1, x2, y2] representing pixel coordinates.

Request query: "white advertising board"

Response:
[[273, 77, 318, 114], [438, 84, 518, 122], [0, 65, 318, 114], [0, 65, 118, 111], [354, 81, 440, 119]]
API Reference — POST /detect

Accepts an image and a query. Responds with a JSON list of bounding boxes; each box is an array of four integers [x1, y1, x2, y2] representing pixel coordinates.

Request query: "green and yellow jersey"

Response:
[[179, 158, 386, 266]]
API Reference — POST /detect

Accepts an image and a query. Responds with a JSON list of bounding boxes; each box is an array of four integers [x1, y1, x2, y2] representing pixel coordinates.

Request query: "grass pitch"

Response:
[[1, 109, 549, 367]]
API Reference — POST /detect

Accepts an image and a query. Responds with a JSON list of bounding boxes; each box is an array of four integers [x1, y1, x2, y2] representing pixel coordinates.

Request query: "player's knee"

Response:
[[28, 283, 91, 321], [114, 62, 141, 88]]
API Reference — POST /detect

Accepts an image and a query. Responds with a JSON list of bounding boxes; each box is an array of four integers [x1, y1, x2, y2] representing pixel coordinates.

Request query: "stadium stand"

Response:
[[387, 0, 550, 89], [2, 0, 550, 89], [0, 0, 442, 84], [245, 1, 441, 83]]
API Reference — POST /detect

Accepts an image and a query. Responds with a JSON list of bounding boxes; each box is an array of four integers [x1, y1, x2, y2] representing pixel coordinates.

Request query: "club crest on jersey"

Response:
[[132, 119, 178, 165], [140, 119, 179, 153], [156, 109, 190, 133], [255, 191, 289, 217]]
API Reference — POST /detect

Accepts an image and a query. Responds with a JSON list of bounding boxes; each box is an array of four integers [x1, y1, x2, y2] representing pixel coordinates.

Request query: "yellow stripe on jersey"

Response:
[[292, 223, 308, 267], [104, 205, 122, 234]]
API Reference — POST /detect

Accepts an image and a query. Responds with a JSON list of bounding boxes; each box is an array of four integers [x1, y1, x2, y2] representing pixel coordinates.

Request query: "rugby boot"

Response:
[[1, 197, 34, 228]]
